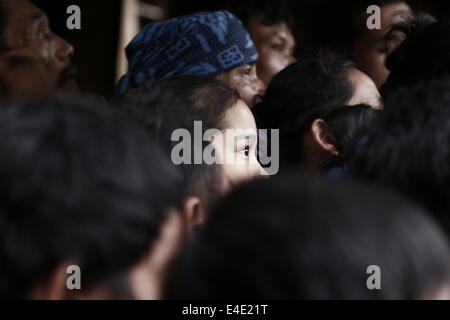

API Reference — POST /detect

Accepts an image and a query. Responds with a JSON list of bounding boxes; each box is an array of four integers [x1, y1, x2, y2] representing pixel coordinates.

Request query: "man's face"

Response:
[[351, 2, 413, 88], [216, 63, 266, 108], [248, 14, 296, 86], [0, 0, 78, 98]]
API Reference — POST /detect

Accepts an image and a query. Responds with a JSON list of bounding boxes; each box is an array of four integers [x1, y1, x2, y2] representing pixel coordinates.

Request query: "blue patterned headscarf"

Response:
[[115, 10, 258, 96]]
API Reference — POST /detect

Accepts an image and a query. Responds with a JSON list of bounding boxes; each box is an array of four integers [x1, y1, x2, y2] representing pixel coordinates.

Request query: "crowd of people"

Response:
[[0, 0, 450, 300]]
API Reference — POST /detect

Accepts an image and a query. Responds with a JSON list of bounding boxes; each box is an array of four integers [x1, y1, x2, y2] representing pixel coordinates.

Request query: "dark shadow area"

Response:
[[31, 0, 450, 97]]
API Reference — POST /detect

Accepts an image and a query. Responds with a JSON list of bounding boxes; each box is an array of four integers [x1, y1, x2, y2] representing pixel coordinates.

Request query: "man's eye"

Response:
[[382, 31, 406, 54], [244, 68, 252, 76], [35, 27, 47, 39], [272, 44, 284, 52]]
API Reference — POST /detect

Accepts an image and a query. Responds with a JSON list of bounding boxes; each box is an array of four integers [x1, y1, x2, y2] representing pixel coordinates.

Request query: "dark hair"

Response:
[[254, 55, 355, 168], [315, 0, 409, 51], [222, 0, 294, 30], [177, 76, 240, 131], [166, 173, 450, 299], [353, 77, 450, 234], [0, 95, 183, 299], [126, 76, 239, 131], [383, 14, 448, 96], [0, 1, 7, 53], [316, 104, 380, 168], [116, 76, 238, 211]]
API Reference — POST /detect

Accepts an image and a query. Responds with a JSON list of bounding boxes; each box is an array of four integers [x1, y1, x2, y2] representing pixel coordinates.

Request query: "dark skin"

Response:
[[247, 14, 296, 86], [216, 62, 265, 108], [0, 0, 78, 98], [351, 1, 413, 88]]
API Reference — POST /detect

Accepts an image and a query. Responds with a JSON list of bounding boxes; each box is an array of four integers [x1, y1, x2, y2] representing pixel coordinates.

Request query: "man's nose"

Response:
[[254, 76, 266, 97], [54, 34, 74, 63], [287, 53, 297, 66]]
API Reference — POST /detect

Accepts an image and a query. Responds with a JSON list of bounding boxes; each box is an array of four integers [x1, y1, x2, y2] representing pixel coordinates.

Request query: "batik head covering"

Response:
[[116, 10, 258, 96]]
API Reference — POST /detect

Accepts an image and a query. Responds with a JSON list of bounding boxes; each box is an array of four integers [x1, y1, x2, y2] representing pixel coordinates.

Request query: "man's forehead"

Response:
[[2, 0, 47, 22], [381, 2, 413, 29], [2, 0, 47, 47]]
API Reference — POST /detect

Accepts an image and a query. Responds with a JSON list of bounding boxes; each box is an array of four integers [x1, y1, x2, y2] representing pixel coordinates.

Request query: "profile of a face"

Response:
[[0, 0, 79, 98], [216, 64, 266, 108], [211, 99, 267, 190], [351, 1, 413, 88], [247, 14, 297, 86]]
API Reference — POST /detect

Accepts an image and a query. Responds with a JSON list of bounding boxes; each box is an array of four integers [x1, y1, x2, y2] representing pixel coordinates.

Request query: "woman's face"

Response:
[[346, 68, 383, 110], [212, 99, 267, 190]]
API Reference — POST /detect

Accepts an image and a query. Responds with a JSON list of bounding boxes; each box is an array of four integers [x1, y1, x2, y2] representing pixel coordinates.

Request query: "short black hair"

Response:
[[0, 1, 7, 53], [116, 76, 235, 211], [254, 54, 355, 169], [166, 173, 450, 299], [0, 95, 183, 299], [315, 104, 380, 168], [222, 0, 294, 29], [383, 14, 448, 96], [353, 77, 450, 234]]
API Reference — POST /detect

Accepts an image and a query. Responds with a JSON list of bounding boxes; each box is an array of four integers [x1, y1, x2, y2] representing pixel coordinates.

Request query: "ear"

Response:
[[310, 119, 339, 157], [181, 196, 205, 235], [129, 209, 186, 300]]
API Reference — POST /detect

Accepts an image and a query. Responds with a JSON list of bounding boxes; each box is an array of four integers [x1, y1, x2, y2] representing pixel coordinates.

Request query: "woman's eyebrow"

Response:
[[235, 133, 257, 142]]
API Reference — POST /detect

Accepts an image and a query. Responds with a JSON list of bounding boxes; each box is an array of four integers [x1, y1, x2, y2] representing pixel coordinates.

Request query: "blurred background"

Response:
[[32, 0, 450, 97]]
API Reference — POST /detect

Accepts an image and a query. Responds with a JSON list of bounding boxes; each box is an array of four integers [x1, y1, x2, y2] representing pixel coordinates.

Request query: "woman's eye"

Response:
[[240, 146, 250, 157], [244, 68, 252, 76]]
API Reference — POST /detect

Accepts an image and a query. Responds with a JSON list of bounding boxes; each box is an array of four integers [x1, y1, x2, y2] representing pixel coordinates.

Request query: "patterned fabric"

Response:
[[116, 10, 258, 96]]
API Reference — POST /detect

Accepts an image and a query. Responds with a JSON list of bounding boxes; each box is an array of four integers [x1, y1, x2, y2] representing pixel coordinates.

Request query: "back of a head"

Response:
[[353, 76, 450, 234], [255, 55, 355, 166], [166, 173, 450, 299], [0, 95, 183, 299]]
